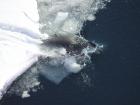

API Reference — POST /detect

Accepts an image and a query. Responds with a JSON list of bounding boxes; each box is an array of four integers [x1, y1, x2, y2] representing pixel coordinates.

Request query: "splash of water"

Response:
[[5, 0, 110, 98], [35, 0, 109, 84]]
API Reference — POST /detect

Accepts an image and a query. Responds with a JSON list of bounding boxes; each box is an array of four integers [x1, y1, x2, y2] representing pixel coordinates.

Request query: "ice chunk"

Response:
[[64, 57, 82, 73], [22, 91, 30, 98], [54, 12, 68, 24]]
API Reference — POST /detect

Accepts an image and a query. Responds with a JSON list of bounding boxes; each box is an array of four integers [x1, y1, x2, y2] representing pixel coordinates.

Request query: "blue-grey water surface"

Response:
[[1, 0, 140, 105]]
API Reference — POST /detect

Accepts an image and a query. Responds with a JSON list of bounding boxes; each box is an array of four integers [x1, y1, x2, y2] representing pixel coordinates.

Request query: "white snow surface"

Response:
[[0, 0, 110, 100], [0, 0, 42, 100]]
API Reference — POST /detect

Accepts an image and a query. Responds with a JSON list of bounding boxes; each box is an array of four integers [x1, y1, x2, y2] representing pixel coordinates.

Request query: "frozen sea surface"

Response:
[[1, 0, 140, 105]]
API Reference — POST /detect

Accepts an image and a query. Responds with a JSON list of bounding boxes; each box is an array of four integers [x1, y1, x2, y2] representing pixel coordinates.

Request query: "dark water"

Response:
[[1, 0, 140, 105]]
